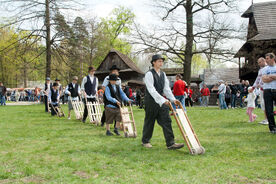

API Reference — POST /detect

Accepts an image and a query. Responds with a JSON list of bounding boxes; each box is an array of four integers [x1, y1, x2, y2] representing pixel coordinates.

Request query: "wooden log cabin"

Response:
[[95, 49, 145, 88], [235, 1, 276, 83]]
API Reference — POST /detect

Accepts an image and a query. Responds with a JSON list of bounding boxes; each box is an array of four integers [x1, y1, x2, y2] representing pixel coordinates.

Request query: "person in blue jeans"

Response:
[[172, 74, 187, 111], [218, 80, 227, 109]]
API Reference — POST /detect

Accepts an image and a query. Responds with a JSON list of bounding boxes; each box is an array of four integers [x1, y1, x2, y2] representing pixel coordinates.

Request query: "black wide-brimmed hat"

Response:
[[109, 65, 120, 71], [151, 54, 165, 63], [55, 78, 60, 81], [53, 82, 59, 87], [108, 74, 119, 81]]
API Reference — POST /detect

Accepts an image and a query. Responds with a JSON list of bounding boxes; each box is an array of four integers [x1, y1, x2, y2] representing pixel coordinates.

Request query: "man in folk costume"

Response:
[[65, 76, 81, 120], [101, 65, 122, 127], [43, 77, 52, 112], [142, 54, 184, 150], [104, 74, 132, 136], [48, 82, 60, 116], [55, 78, 62, 92], [81, 66, 98, 123]]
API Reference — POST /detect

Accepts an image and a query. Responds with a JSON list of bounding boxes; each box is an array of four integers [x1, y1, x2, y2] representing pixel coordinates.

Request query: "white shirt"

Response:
[[81, 75, 98, 98], [253, 67, 265, 88], [244, 92, 256, 108], [102, 76, 121, 87], [65, 83, 81, 101], [144, 70, 176, 107], [45, 83, 51, 95], [261, 65, 276, 89], [218, 84, 226, 94]]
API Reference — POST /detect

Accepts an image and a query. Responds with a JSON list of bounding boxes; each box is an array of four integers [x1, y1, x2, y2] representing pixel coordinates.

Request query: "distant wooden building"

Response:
[[95, 49, 144, 88], [162, 68, 203, 85], [235, 2, 276, 82], [203, 68, 240, 105], [203, 68, 240, 85]]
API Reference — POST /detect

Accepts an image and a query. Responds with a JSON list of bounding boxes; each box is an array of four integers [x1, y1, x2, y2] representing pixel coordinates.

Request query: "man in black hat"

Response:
[[104, 74, 132, 136], [102, 65, 122, 89], [48, 82, 60, 116], [142, 54, 184, 150], [43, 77, 52, 112], [81, 66, 98, 123], [101, 64, 122, 127]]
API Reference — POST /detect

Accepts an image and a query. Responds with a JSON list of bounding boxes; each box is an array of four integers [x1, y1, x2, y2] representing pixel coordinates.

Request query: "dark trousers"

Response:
[[51, 103, 58, 116], [264, 89, 276, 131], [231, 94, 236, 108], [44, 96, 48, 112], [186, 97, 193, 107], [142, 97, 175, 147], [83, 98, 96, 121]]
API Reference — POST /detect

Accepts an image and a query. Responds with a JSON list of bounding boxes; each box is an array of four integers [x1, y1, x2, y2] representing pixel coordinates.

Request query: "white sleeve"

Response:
[[96, 77, 98, 92], [102, 76, 109, 87], [81, 77, 87, 91], [163, 73, 176, 102], [77, 85, 81, 94], [65, 85, 70, 95], [144, 72, 167, 107], [118, 78, 122, 87]]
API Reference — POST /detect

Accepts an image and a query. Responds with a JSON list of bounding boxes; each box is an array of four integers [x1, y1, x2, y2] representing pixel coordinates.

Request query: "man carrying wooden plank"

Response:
[[101, 65, 122, 128], [81, 66, 98, 123], [142, 54, 184, 150], [104, 74, 132, 136]]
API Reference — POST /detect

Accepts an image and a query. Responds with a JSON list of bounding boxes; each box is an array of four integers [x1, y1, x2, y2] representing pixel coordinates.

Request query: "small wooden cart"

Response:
[[120, 103, 137, 138], [169, 101, 205, 155]]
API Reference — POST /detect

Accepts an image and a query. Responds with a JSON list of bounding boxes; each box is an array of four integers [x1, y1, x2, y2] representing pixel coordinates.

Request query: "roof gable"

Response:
[[242, 2, 276, 41], [96, 49, 144, 74]]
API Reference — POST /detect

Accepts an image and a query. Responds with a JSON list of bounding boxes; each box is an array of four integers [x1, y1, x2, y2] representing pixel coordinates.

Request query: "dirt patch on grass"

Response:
[[73, 171, 91, 179], [0, 176, 44, 184], [21, 176, 45, 183]]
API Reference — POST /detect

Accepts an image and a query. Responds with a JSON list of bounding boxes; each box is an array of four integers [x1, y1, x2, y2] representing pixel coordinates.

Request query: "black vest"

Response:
[[84, 75, 97, 96], [50, 88, 58, 103], [103, 83, 122, 108], [68, 83, 79, 98], [45, 83, 53, 91], [145, 69, 165, 100]]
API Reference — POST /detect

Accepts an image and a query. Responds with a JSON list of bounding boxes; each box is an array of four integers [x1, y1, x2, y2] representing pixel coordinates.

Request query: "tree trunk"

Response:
[[45, 0, 51, 78], [184, 0, 193, 84]]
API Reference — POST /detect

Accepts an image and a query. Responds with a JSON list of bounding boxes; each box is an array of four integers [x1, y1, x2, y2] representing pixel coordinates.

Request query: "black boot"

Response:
[[114, 128, 120, 136], [106, 130, 113, 136]]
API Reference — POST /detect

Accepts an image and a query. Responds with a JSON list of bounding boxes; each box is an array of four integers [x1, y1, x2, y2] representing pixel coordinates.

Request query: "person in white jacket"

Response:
[[244, 87, 257, 122]]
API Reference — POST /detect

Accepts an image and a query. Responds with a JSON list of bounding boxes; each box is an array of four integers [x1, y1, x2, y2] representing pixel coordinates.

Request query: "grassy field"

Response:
[[0, 104, 275, 184]]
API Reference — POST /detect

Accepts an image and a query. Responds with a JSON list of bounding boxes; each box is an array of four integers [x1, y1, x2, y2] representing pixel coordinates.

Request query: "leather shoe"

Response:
[[167, 143, 184, 150]]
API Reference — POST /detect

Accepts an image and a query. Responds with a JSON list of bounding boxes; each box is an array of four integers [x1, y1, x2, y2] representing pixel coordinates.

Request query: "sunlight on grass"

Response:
[[0, 105, 275, 183]]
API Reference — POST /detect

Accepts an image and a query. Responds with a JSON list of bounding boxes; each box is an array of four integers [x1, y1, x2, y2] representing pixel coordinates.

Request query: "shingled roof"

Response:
[[242, 1, 276, 41], [96, 49, 144, 74]]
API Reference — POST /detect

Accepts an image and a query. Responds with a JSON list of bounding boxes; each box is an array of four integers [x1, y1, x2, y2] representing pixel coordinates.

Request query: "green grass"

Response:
[[0, 104, 275, 184]]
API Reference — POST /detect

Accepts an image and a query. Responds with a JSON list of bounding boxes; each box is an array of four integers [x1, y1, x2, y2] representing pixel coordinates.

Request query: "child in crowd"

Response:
[[244, 87, 257, 122], [103, 74, 132, 136]]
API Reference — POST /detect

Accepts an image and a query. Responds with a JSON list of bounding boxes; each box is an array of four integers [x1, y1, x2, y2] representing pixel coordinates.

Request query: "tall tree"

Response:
[[134, 0, 239, 84], [0, 0, 80, 79]]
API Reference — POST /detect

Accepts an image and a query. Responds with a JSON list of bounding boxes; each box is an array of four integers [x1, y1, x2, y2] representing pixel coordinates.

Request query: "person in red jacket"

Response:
[[173, 74, 187, 111], [200, 84, 210, 107]]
